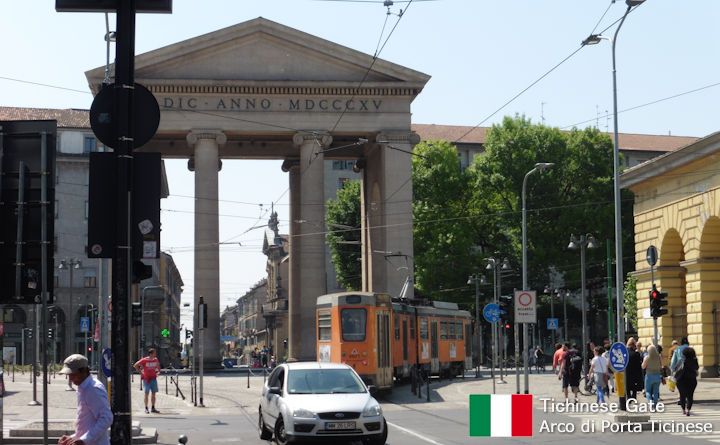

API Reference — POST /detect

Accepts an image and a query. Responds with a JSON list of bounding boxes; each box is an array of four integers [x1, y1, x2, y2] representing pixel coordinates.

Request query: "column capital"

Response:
[[293, 132, 332, 148], [375, 131, 421, 146], [186, 129, 227, 146], [281, 158, 300, 172]]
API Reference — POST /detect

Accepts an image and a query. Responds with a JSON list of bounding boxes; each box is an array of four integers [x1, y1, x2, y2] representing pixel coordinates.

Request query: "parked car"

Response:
[[258, 361, 387, 444]]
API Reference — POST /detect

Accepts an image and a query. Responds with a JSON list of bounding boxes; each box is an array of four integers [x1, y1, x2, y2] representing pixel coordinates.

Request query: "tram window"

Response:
[[449, 321, 456, 340], [341, 308, 366, 342], [410, 317, 416, 340], [420, 317, 428, 340], [457, 322, 463, 340], [318, 310, 332, 341], [440, 321, 447, 340], [394, 315, 400, 340]]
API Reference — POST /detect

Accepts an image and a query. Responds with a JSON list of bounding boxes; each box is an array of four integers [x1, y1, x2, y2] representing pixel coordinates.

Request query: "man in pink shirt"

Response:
[[134, 348, 161, 413]]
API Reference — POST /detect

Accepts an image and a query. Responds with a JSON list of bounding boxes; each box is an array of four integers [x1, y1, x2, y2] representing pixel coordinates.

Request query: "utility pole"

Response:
[[198, 296, 206, 407]]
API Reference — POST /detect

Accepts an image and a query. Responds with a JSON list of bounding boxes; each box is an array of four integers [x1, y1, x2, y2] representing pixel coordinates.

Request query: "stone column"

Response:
[[187, 130, 226, 369], [682, 259, 720, 376], [291, 132, 331, 361], [365, 131, 419, 299], [282, 159, 301, 361]]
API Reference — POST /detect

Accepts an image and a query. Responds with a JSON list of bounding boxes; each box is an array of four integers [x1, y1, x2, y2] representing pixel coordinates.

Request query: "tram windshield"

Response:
[[341, 308, 366, 341]]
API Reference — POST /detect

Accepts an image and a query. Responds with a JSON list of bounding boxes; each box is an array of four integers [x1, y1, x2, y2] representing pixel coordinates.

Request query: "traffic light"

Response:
[[185, 329, 193, 340], [504, 323, 511, 329], [26, 329, 33, 339], [48, 328, 54, 338], [131, 302, 142, 326], [88, 346, 93, 352], [649, 284, 669, 318]]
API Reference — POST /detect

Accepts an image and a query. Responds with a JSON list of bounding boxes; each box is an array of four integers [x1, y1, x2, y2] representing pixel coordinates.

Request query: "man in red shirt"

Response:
[[134, 348, 161, 413], [552, 343, 564, 374]]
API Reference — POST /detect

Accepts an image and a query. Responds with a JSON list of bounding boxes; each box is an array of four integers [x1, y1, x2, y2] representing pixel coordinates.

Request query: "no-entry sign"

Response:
[[514, 290, 537, 324]]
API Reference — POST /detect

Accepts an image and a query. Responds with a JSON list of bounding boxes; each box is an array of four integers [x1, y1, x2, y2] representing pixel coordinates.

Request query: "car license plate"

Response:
[[325, 421, 356, 430]]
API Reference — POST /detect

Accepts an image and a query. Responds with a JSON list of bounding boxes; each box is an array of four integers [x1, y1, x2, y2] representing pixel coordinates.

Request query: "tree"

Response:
[[325, 180, 362, 290], [623, 272, 638, 332]]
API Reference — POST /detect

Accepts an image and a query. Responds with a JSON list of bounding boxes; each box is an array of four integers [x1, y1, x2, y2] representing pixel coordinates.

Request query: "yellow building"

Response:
[[622, 131, 720, 377]]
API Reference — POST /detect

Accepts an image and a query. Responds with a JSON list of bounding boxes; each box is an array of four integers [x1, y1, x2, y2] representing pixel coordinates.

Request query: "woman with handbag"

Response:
[[588, 346, 609, 404], [641, 344, 663, 407], [676, 347, 699, 416]]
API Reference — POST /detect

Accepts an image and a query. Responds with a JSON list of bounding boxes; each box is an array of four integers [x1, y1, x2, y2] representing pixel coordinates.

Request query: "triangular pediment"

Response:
[[86, 17, 429, 89]]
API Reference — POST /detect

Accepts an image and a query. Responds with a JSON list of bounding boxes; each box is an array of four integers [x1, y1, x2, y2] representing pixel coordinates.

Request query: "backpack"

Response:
[[673, 357, 686, 380], [568, 351, 583, 378]]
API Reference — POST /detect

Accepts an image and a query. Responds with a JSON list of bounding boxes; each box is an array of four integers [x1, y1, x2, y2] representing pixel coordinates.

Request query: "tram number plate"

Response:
[[325, 421, 356, 430]]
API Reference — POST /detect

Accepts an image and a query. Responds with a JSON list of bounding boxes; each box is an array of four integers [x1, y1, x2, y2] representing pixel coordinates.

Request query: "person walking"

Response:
[[625, 339, 644, 403], [134, 348, 161, 413], [642, 344, 663, 407], [534, 346, 545, 373], [675, 347, 699, 416], [671, 337, 690, 373], [602, 342, 615, 396], [552, 343, 563, 374], [58, 354, 112, 445], [588, 346, 608, 404], [558, 343, 581, 403], [667, 340, 679, 367]]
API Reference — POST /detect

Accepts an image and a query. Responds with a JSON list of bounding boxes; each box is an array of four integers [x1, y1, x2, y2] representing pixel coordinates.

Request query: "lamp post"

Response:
[[522, 162, 554, 394], [544, 287, 557, 346], [487, 257, 511, 392], [58, 258, 82, 391], [562, 289, 569, 341], [568, 234, 598, 377], [467, 274, 486, 378], [582, 0, 645, 343]]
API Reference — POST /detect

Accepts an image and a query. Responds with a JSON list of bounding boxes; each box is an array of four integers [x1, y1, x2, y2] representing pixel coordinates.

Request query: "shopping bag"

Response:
[[667, 376, 676, 392]]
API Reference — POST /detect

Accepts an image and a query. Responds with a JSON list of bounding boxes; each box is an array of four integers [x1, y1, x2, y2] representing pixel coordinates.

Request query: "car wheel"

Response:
[[258, 408, 272, 440], [275, 416, 290, 445], [363, 418, 388, 445]]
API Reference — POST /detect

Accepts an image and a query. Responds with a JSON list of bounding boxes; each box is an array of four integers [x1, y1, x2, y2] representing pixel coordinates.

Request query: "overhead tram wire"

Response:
[[452, 3, 642, 144]]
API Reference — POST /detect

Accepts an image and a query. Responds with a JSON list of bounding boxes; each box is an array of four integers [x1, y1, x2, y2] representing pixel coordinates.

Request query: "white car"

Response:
[[258, 362, 387, 444]]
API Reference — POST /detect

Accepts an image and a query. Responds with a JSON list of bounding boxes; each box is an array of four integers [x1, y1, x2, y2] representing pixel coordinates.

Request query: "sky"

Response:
[[2, 0, 719, 328]]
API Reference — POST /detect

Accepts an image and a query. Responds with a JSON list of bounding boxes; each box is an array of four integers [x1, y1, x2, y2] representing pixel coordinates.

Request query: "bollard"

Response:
[[178, 434, 188, 444], [247, 367, 250, 389], [165, 374, 168, 395], [426, 376, 430, 402], [12, 365, 14, 382]]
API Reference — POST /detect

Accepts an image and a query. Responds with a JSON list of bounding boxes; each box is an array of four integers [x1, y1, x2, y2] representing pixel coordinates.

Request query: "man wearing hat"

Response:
[[58, 354, 113, 445]]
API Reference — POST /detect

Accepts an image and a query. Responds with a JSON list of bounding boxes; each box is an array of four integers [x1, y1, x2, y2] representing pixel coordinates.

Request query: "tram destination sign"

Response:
[[56, 0, 171, 13]]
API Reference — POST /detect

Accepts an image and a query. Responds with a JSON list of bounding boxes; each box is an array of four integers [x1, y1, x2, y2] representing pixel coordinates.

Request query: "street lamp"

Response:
[[582, 0, 645, 343], [58, 258, 81, 391], [543, 286, 557, 346], [568, 233, 597, 376], [522, 162, 554, 394], [467, 274, 487, 377]]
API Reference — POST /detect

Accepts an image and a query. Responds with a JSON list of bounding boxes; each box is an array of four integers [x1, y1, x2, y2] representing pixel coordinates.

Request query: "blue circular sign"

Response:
[[483, 303, 502, 323], [101, 348, 112, 377], [609, 342, 629, 372]]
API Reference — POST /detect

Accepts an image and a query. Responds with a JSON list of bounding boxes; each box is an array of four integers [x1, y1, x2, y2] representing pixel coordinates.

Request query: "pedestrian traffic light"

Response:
[[504, 323, 511, 329], [131, 302, 142, 326], [649, 284, 669, 318], [48, 328, 53, 338], [88, 346, 92, 352]]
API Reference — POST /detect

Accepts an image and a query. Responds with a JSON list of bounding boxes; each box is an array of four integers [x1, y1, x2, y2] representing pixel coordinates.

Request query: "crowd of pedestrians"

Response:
[[548, 335, 699, 416]]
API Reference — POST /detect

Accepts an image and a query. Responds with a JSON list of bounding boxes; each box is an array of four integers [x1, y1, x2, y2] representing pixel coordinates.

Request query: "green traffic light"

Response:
[[161, 329, 170, 338]]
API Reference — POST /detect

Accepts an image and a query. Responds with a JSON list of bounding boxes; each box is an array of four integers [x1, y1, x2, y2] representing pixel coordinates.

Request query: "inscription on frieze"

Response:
[[160, 96, 383, 112]]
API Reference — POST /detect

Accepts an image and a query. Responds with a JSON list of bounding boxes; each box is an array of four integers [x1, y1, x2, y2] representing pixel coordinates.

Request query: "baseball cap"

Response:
[[59, 354, 89, 374]]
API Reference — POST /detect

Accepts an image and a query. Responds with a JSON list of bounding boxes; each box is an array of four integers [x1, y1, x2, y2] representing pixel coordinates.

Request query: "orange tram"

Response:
[[316, 292, 473, 389]]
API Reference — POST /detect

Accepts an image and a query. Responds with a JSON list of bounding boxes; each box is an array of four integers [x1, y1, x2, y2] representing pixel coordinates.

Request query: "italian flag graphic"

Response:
[[469, 394, 533, 437]]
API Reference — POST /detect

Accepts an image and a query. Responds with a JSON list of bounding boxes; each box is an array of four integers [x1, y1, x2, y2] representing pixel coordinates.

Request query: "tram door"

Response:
[[402, 318, 408, 377], [376, 310, 392, 388], [465, 322, 473, 370], [430, 320, 439, 374]]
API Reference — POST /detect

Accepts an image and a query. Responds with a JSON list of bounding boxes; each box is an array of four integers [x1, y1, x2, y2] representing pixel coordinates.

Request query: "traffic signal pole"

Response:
[[110, 1, 136, 443]]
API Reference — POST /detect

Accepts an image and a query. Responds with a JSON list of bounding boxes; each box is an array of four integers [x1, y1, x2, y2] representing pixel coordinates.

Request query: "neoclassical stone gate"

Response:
[[86, 17, 429, 365]]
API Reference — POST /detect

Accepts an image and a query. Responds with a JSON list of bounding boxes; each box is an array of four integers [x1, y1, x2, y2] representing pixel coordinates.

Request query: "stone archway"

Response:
[[658, 229, 686, 348], [86, 17, 429, 365]]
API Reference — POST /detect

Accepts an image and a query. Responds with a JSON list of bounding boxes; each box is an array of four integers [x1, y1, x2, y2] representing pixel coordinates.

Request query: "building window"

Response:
[[84, 276, 97, 288], [337, 178, 348, 190], [83, 136, 97, 153], [332, 160, 354, 170]]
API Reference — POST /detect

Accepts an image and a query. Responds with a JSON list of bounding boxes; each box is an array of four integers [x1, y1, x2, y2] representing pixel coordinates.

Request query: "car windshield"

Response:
[[286, 368, 366, 395]]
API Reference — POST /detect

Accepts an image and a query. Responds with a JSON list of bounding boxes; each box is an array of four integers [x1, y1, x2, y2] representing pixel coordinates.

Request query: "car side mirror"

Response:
[[269, 386, 282, 395], [367, 385, 378, 396]]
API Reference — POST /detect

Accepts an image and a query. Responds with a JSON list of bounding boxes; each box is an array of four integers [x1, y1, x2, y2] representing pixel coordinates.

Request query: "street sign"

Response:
[[514, 290, 537, 324], [646, 245, 658, 267], [80, 317, 90, 333], [609, 342, 629, 372], [101, 348, 112, 377], [483, 303, 503, 323], [547, 318, 558, 330]]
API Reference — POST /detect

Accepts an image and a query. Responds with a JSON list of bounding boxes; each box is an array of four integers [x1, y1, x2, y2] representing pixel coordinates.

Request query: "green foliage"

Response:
[[325, 180, 362, 290], [624, 273, 638, 331]]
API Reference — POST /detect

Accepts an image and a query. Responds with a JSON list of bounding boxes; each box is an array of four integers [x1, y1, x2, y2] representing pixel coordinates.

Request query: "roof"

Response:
[[0, 107, 90, 128], [411, 123, 699, 153]]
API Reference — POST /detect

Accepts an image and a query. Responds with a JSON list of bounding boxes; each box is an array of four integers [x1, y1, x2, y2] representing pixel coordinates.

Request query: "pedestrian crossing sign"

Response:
[[547, 318, 558, 330], [80, 317, 90, 333]]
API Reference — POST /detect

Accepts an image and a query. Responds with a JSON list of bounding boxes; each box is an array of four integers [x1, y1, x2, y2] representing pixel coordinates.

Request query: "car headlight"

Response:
[[292, 408, 316, 419], [362, 402, 383, 417]]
